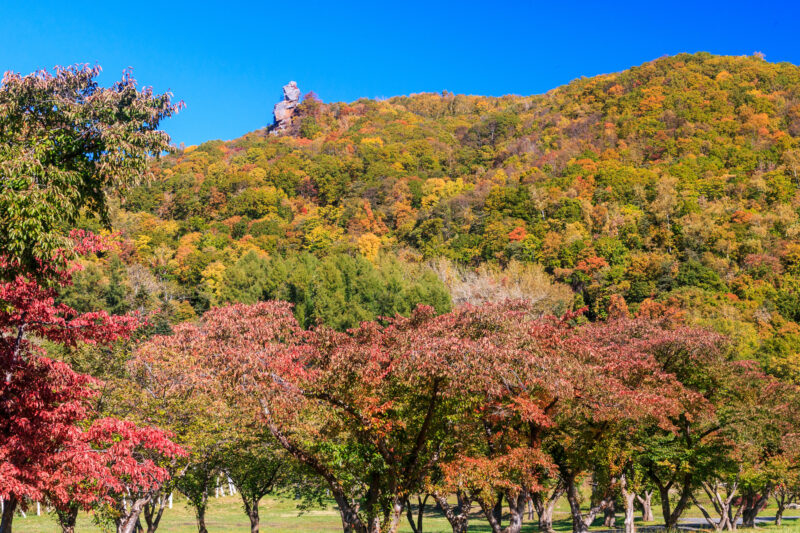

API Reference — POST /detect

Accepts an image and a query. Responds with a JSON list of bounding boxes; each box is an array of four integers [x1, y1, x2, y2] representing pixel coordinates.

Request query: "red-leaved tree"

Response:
[[437, 308, 689, 533], [0, 232, 184, 533], [139, 302, 555, 533], [47, 417, 185, 533], [580, 314, 730, 531]]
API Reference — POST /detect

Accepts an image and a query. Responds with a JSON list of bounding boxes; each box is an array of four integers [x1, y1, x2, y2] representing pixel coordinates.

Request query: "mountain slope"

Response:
[[71, 52, 800, 380]]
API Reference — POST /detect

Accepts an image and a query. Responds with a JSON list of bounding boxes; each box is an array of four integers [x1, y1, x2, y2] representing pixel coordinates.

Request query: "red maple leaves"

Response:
[[0, 233, 184, 523]]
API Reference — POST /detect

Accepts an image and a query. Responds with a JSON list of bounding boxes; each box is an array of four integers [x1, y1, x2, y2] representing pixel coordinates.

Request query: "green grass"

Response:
[[7, 494, 800, 532]]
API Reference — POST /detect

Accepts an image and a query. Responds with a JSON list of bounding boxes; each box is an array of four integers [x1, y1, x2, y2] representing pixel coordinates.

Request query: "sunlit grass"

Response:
[[7, 494, 800, 532]]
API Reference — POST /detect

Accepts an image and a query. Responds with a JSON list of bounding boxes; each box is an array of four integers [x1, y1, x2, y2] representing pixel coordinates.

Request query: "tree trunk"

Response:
[[143, 493, 168, 533], [624, 490, 636, 533], [58, 507, 79, 533], [741, 507, 757, 529], [118, 497, 152, 533], [241, 494, 261, 533], [194, 505, 209, 533], [566, 495, 590, 533], [655, 477, 692, 531], [740, 490, 769, 529], [406, 494, 429, 533], [740, 503, 758, 529], [366, 516, 379, 533], [332, 491, 368, 533], [493, 492, 504, 529], [247, 507, 259, 533], [0, 496, 16, 533], [532, 493, 543, 521], [433, 491, 470, 533], [636, 491, 654, 522], [536, 481, 565, 533], [383, 497, 405, 533], [603, 501, 616, 528], [657, 484, 672, 529], [775, 504, 784, 527], [480, 491, 526, 533], [731, 501, 743, 532], [694, 481, 739, 531], [620, 475, 636, 533], [692, 496, 725, 531], [505, 492, 526, 533], [774, 490, 787, 527], [564, 474, 591, 533], [537, 497, 556, 533], [564, 471, 610, 533]]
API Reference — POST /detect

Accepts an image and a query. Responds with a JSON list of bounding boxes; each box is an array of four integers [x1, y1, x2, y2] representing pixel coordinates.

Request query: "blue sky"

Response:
[[2, 1, 799, 146]]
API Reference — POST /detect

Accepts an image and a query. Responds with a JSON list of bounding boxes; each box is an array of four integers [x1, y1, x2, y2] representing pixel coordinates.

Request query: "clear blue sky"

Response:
[[2, 1, 799, 146]]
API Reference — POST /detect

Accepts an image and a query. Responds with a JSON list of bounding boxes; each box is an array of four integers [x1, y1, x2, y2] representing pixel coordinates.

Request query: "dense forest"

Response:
[[75, 52, 800, 381]]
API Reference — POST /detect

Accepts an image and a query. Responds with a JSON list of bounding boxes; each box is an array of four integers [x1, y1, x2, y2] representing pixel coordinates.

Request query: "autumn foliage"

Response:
[[0, 232, 184, 533], [132, 298, 741, 533], [5, 55, 800, 533]]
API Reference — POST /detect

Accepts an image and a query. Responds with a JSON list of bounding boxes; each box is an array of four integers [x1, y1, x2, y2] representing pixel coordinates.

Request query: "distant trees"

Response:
[[219, 251, 451, 330], [85, 52, 800, 382], [430, 258, 572, 313]]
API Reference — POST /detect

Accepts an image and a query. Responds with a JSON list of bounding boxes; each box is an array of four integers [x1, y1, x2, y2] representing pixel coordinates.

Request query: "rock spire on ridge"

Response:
[[270, 81, 301, 134]]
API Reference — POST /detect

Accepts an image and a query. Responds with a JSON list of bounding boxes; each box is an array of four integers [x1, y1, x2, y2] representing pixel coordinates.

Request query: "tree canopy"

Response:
[[0, 65, 179, 278]]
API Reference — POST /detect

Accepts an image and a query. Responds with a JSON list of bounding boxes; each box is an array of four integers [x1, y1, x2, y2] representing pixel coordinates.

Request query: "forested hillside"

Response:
[[72, 52, 800, 382]]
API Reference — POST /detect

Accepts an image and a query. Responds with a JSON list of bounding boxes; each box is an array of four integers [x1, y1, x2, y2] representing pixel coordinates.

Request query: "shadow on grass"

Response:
[[381, 500, 578, 532], [339, 500, 800, 533]]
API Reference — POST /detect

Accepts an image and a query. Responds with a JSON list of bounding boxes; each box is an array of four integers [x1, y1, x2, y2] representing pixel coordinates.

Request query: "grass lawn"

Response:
[[7, 493, 800, 532]]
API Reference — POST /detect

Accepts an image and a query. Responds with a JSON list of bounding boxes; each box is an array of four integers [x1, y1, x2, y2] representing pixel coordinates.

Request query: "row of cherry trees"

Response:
[[4, 246, 796, 533], [130, 297, 800, 533]]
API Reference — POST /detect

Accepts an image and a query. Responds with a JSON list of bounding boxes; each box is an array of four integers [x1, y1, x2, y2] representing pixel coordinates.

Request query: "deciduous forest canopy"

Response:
[[3, 52, 800, 533], [90, 52, 800, 377]]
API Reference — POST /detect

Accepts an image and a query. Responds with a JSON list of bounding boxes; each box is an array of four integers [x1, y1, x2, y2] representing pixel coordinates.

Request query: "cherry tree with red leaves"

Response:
[[436, 307, 688, 533], [0, 232, 183, 533], [129, 304, 258, 533], [705, 362, 800, 530], [137, 301, 526, 533], [48, 418, 185, 533], [579, 315, 731, 532]]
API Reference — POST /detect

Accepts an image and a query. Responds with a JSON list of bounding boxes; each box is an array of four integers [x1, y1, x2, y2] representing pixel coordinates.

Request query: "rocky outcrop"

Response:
[[270, 81, 300, 134]]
